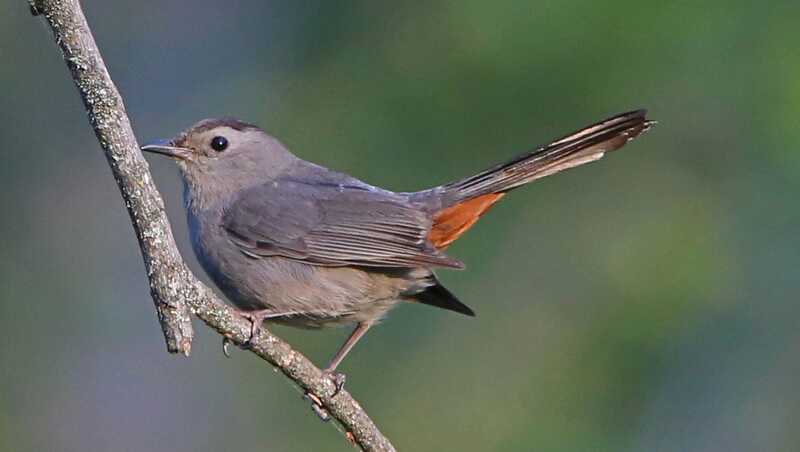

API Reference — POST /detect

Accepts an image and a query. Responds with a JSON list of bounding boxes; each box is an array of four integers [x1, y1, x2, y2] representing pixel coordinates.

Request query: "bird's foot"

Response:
[[302, 369, 347, 421], [323, 369, 347, 397], [221, 308, 294, 356], [239, 308, 279, 343], [303, 392, 331, 421]]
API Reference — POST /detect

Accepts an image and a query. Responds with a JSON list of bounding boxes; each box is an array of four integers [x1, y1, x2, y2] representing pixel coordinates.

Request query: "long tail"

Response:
[[425, 109, 654, 248], [440, 109, 653, 203]]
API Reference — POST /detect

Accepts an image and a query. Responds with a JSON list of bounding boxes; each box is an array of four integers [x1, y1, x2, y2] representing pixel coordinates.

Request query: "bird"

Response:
[[142, 109, 654, 385]]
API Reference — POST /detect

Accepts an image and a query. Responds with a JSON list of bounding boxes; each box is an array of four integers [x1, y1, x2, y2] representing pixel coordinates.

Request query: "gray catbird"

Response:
[[143, 109, 653, 381]]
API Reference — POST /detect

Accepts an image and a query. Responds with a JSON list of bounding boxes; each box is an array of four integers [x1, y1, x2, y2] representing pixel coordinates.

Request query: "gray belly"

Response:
[[188, 210, 426, 328]]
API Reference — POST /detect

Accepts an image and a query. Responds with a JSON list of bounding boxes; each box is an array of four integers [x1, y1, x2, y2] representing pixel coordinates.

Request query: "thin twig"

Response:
[[28, 1, 395, 450]]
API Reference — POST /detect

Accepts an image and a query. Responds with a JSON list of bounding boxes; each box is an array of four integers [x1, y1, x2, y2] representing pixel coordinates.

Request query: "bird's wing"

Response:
[[222, 176, 464, 269]]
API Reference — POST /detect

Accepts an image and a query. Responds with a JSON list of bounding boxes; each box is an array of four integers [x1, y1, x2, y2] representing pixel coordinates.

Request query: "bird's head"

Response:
[[142, 118, 297, 209]]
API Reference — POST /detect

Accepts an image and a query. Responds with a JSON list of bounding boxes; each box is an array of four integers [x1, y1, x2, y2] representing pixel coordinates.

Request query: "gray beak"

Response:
[[141, 139, 194, 160]]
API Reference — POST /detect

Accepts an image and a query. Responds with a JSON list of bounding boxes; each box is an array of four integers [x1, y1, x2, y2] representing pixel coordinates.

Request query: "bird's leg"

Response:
[[304, 322, 374, 421], [326, 322, 374, 394]]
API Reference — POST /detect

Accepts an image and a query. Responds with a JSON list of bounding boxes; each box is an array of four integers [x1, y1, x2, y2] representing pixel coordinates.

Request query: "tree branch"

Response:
[[28, 1, 395, 450]]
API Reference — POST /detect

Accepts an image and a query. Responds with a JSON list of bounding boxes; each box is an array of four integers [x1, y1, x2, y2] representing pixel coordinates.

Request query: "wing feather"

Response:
[[223, 176, 463, 269]]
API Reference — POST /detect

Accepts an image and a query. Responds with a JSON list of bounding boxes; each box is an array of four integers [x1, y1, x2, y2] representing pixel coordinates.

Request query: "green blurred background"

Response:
[[2, 1, 799, 451]]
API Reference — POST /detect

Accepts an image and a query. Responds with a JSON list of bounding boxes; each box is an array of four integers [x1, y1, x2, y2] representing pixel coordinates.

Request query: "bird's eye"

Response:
[[210, 136, 228, 152]]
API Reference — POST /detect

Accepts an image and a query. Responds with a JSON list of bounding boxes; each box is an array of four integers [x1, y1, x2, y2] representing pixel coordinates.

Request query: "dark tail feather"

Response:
[[413, 283, 475, 317], [438, 109, 654, 205]]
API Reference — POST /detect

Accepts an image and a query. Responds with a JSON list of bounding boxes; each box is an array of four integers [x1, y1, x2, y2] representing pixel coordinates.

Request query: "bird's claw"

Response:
[[302, 370, 347, 421], [222, 337, 233, 357], [324, 370, 347, 397], [241, 316, 260, 346], [222, 307, 274, 356], [303, 392, 331, 421], [238, 309, 276, 346]]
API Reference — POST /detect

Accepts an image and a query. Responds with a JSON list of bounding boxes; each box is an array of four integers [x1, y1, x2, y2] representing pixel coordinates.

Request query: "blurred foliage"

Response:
[[1, 1, 799, 451]]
